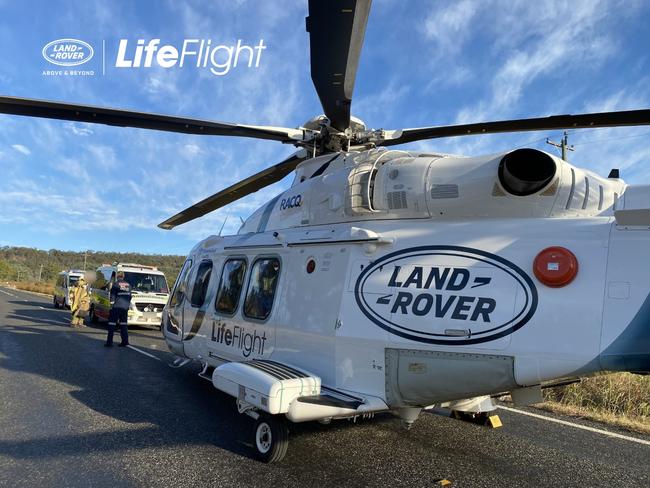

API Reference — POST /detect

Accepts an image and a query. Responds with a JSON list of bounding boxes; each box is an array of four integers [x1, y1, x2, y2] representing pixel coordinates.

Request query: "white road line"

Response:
[[39, 306, 45, 310], [127, 345, 161, 361], [9, 312, 69, 326], [0, 289, 16, 297], [498, 405, 650, 446]]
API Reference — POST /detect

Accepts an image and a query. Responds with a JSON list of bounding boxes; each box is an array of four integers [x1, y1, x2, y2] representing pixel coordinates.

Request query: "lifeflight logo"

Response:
[[115, 39, 267, 76]]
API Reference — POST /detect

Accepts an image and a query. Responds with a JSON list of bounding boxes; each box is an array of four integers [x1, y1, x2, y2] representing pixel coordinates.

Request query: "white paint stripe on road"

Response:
[[9, 312, 69, 326], [127, 345, 161, 361], [498, 405, 650, 446], [0, 289, 16, 297]]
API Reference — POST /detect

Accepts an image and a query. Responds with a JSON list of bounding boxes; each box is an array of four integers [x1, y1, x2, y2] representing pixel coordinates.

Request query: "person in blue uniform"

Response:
[[105, 271, 132, 347]]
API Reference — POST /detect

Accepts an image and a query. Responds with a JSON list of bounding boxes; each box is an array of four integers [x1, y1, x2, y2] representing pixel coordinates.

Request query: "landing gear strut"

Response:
[[447, 396, 502, 428], [252, 414, 289, 463]]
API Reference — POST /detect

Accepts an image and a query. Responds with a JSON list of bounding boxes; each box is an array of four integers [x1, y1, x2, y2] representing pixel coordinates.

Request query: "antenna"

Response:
[[218, 214, 229, 236]]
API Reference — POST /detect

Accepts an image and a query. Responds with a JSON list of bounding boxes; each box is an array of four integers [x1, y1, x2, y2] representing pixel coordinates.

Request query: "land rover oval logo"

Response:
[[354, 245, 538, 345], [42, 39, 94, 67]]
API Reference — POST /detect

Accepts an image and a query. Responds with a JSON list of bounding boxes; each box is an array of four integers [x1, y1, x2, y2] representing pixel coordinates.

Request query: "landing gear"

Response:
[[450, 410, 502, 428], [252, 415, 289, 463], [53, 297, 59, 309], [447, 396, 502, 428]]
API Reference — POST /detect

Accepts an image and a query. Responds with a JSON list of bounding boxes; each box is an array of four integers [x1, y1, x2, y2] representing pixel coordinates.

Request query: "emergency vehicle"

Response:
[[89, 263, 169, 328], [53, 269, 85, 309]]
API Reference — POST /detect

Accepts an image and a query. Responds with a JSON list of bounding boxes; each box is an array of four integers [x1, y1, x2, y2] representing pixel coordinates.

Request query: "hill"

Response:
[[0, 246, 186, 285]]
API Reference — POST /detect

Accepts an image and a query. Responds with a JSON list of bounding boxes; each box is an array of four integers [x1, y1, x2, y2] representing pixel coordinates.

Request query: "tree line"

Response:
[[0, 246, 186, 286]]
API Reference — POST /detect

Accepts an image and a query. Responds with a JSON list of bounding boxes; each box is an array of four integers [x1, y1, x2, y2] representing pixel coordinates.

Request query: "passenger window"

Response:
[[190, 260, 213, 308], [215, 258, 247, 315], [170, 259, 193, 307], [243, 258, 280, 320]]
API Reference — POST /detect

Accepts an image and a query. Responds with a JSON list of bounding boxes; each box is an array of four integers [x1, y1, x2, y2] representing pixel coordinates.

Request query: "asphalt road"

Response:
[[0, 286, 648, 488]]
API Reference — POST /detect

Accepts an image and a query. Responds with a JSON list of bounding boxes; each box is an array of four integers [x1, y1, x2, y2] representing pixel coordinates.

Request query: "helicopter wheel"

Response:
[[451, 410, 502, 428], [252, 414, 289, 463]]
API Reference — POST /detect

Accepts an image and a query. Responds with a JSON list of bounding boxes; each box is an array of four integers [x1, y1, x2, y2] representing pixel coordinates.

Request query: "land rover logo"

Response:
[[354, 245, 538, 345], [42, 39, 94, 67]]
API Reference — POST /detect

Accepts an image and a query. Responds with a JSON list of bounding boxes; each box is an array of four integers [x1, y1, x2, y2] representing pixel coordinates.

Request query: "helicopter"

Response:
[[1, 0, 650, 463]]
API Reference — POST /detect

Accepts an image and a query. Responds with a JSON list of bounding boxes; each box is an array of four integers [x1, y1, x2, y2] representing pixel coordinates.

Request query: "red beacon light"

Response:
[[533, 246, 579, 287]]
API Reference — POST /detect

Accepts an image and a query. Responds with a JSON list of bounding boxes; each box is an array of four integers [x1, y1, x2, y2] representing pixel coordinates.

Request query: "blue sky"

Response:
[[0, 0, 649, 255]]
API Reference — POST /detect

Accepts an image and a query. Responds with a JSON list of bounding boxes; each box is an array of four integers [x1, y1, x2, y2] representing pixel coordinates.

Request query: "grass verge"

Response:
[[7, 281, 55, 296], [536, 402, 650, 435], [542, 372, 650, 435]]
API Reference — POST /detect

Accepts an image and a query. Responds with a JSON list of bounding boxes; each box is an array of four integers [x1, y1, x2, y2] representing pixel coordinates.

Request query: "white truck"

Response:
[[89, 263, 169, 328], [53, 269, 85, 309]]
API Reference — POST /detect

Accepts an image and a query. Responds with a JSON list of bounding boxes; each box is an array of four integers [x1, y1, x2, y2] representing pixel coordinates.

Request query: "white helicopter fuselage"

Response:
[[163, 148, 650, 418]]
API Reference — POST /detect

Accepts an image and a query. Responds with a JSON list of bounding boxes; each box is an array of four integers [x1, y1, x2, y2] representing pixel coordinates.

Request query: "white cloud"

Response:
[[50, 157, 90, 183], [11, 144, 30, 155], [184, 144, 203, 156], [409, 0, 646, 161], [354, 80, 411, 125], [0, 184, 153, 233], [421, 0, 479, 55], [456, 1, 616, 124], [67, 123, 94, 136], [86, 145, 118, 170], [427, 65, 472, 90], [144, 74, 179, 95], [583, 89, 647, 113]]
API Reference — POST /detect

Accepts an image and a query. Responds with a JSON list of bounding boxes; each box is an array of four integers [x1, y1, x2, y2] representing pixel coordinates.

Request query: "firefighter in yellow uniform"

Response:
[[70, 277, 90, 327]]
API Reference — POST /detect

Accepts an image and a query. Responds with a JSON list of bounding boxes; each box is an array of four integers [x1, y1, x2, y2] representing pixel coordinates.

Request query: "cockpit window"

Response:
[[169, 259, 192, 307], [189, 261, 213, 308]]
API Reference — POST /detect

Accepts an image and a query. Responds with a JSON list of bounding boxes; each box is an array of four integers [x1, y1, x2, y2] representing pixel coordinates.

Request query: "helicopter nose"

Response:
[[600, 294, 650, 373]]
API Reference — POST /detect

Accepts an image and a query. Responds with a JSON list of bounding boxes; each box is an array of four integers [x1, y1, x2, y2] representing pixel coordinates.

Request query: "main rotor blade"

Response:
[[380, 109, 650, 146], [158, 150, 308, 230], [306, 0, 371, 131], [0, 96, 305, 142]]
